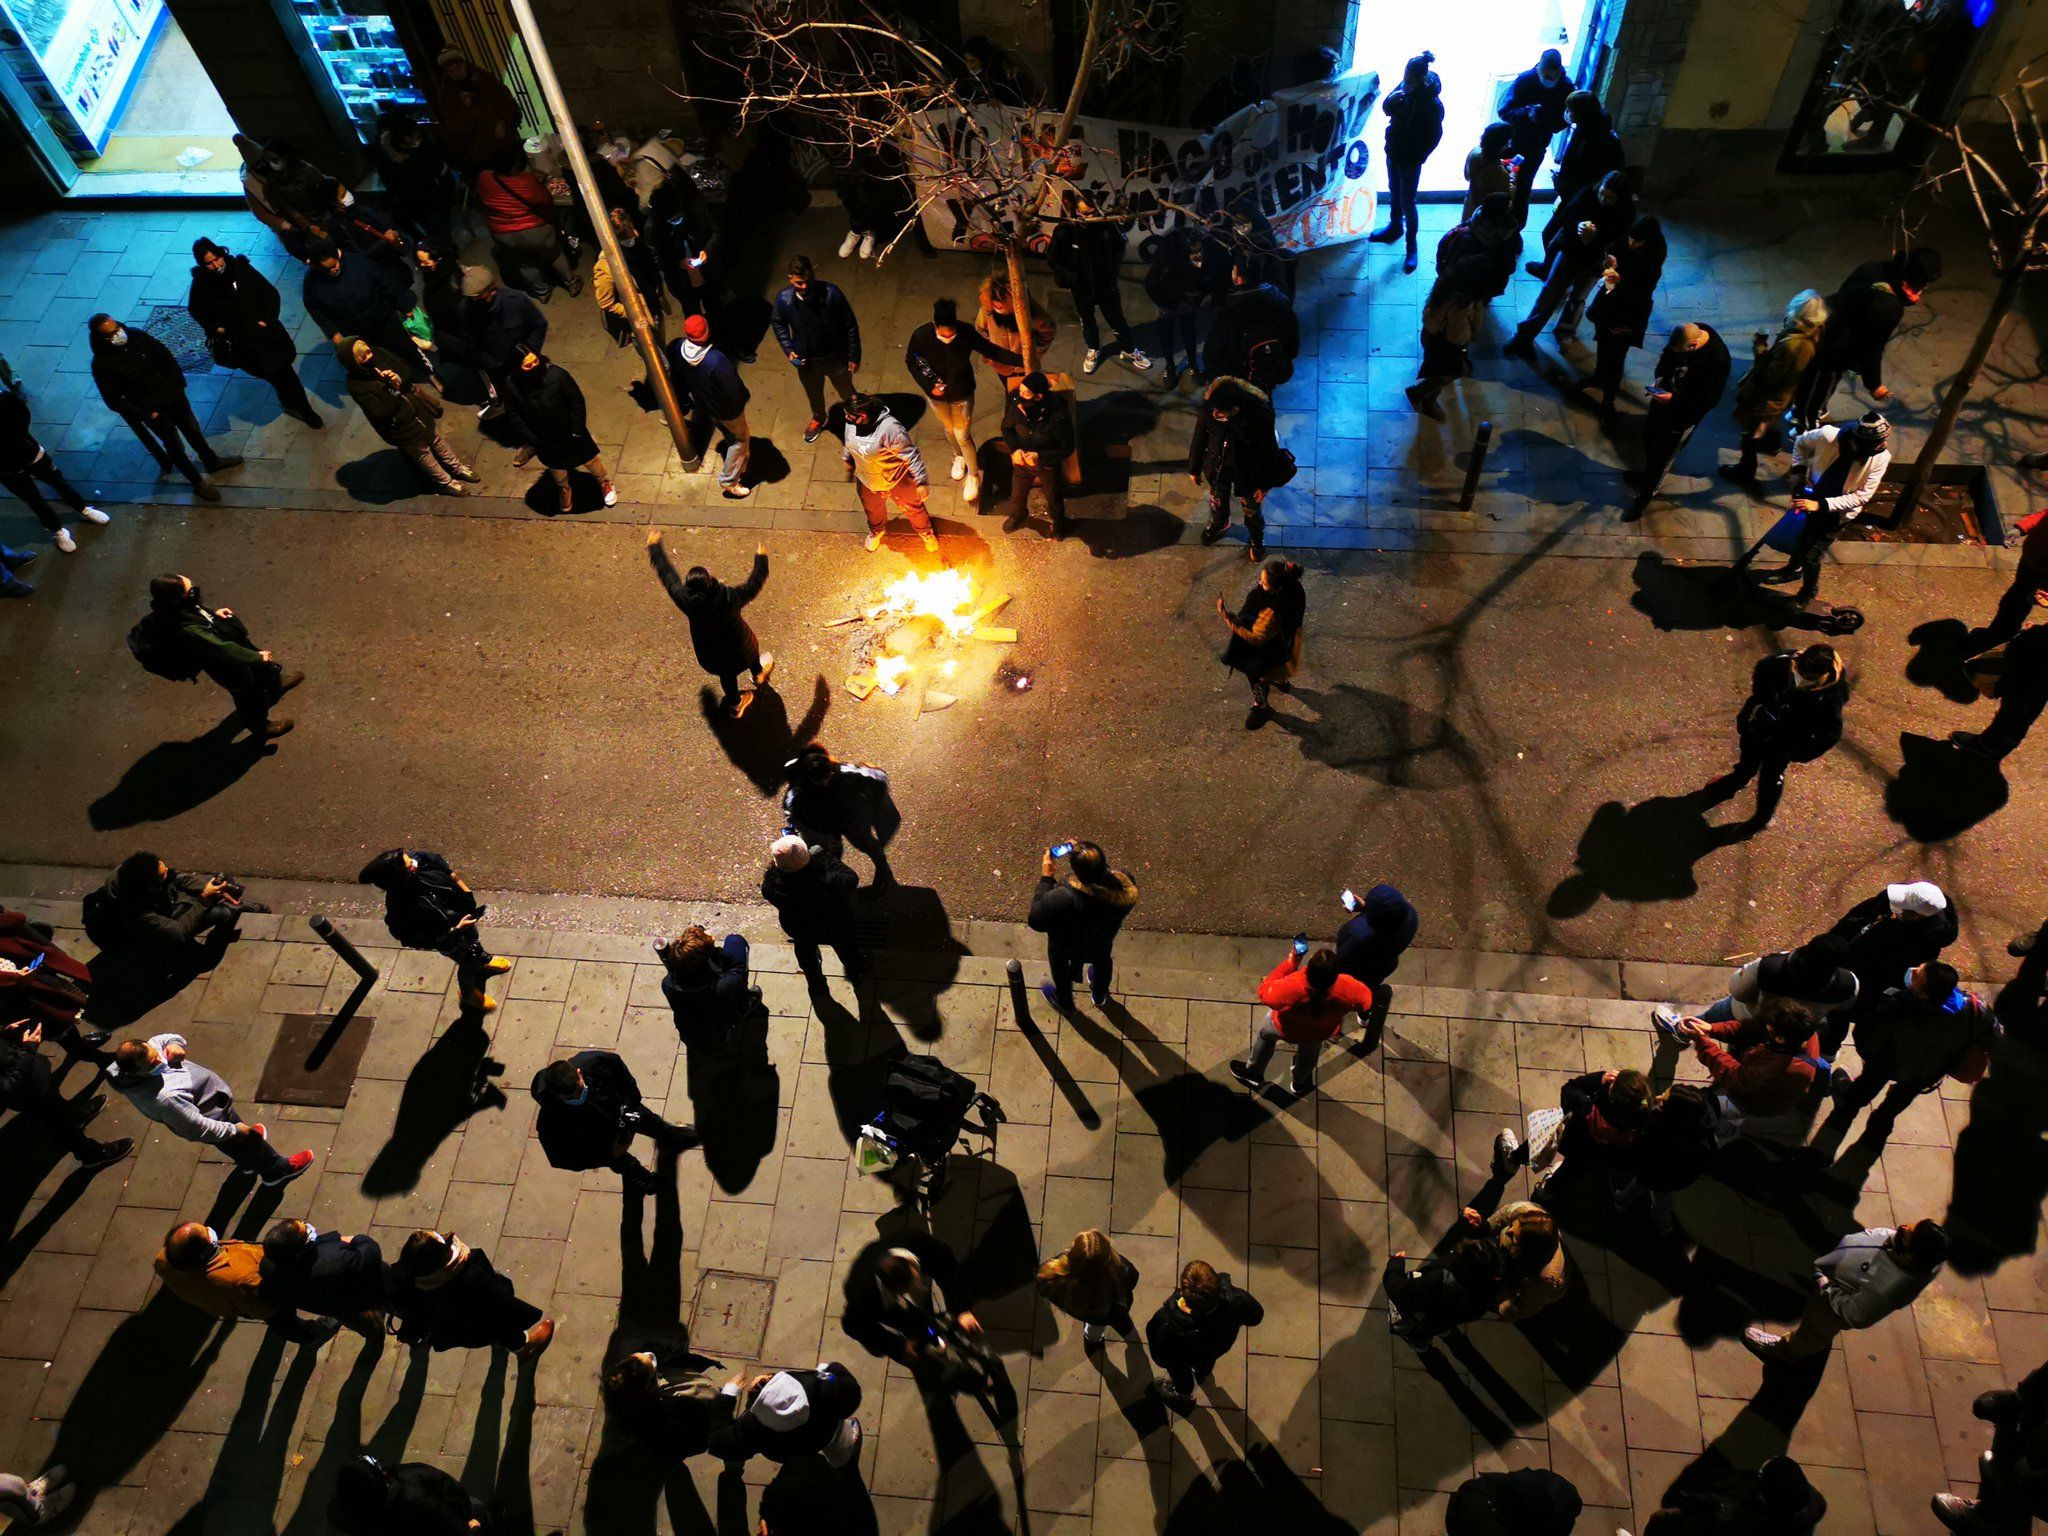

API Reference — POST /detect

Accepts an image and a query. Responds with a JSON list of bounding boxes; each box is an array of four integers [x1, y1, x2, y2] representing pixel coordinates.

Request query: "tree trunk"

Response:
[[1889, 254, 2026, 525], [1003, 0, 1105, 377], [1004, 238, 1036, 372]]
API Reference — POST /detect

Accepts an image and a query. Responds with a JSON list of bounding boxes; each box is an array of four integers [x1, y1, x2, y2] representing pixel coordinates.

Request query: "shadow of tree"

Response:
[[1267, 683, 1486, 789]]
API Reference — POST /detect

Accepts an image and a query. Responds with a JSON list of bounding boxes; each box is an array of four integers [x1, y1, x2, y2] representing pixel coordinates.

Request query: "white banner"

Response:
[[910, 71, 1382, 262]]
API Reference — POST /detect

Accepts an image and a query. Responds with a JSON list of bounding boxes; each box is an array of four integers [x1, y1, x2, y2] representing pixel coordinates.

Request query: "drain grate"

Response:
[[689, 1270, 776, 1359], [143, 305, 216, 374]]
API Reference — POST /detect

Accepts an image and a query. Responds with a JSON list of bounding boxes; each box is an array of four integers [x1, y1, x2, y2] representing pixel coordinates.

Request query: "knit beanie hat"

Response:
[[459, 265, 494, 298], [749, 1371, 811, 1428], [771, 835, 811, 872], [682, 314, 711, 342]]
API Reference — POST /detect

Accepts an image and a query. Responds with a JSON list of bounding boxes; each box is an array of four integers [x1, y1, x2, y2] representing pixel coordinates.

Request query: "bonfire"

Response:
[[830, 567, 1017, 709]]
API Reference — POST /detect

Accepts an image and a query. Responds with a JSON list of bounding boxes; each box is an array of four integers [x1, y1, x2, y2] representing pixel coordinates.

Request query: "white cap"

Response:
[[771, 835, 811, 872], [1886, 881, 1947, 917], [750, 1371, 811, 1428]]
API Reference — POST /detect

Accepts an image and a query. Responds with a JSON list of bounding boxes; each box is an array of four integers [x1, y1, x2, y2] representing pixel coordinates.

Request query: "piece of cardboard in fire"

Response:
[[830, 579, 1018, 702]]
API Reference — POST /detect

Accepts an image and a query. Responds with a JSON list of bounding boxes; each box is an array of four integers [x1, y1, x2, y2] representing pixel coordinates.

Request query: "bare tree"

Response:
[[1836, 21, 2048, 519], [677, 0, 1234, 371]]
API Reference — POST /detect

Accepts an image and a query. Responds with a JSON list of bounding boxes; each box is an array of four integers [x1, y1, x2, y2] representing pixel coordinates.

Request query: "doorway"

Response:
[[1348, 0, 1603, 194]]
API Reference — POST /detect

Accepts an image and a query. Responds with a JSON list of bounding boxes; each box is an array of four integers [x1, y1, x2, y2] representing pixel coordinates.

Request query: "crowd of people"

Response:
[[0, 36, 2040, 1536]]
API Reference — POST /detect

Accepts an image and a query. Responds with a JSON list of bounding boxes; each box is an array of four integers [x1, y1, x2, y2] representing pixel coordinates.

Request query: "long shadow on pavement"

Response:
[[695, 674, 830, 798], [361, 1008, 507, 1196], [1884, 731, 2008, 840], [89, 714, 276, 830]]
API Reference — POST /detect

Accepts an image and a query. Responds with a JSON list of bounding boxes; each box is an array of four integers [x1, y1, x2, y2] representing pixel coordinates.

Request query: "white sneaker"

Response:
[[602, 484, 619, 507], [962, 475, 981, 502], [1082, 1322, 1106, 1343], [1082, 348, 1102, 375], [837, 230, 860, 259], [950, 454, 967, 481], [1127, 349, 1154, 371], [54, 529, 75, 552], [858, 234, 875, 260], [864, 531, 884, 552], [79, 506, 110, 525]]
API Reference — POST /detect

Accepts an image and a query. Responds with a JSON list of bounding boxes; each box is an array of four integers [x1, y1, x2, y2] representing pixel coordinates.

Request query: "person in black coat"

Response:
[[1144, 226, 1229, 387], [1794, 248, 1940, 431], [330, 1455, 494, 1536], [656, 927, 764, 1048], [1580, 215, 1666, 416], [781, 743, 898, 876], [0, 1020, 131, 1169], [187, 240, 321, 427], [1506, 172, 1635, 352], [762, 835, 867, 985], [770, 256, 861, 439], [1028, 840, 1140, 1011], [259, 1218, 388, 1330], [88, 314, 239, 500], [1629, 322, 1732, 510], [530, 1049, 696, 1191], [1188, 375, 1287, 559], [1445, 1469, 1583, 1536], [302, 242, 421, 373], [1218, 557, 1307, 724], [140, 572, 300, 738], [1498, 49, 1574, 216], [1334, 882, 1418, 1047], [388, 1229, 552, 1358], [646, 167, 723, 323], [599, 1334, 726, 1459], [1202, 265, 1300, 391], [903, 297, 1018, 500], [1537, 92, 1624, 252], [1000, 372, 1076, 537], [1384, 1238, 1503, 1352], [370, 113, 454, 242], [1819, 880, 1959, 1052], [665, 313, 752, 496], [1146, 1259, 1264, 1409], [501, 350, 614, 513], [0, 383, 108, 552], [1641, 1455, 1826, 1535], [838, 1234, 1012, 1422], [707, 1365, 864, 1468], [646, 533, 772, 717], [358, 849, 508, 1013], [1372, 53, 1445, 270], [458, 267, 546, 432], [1047, 201, 1151, 374], [1699, 644, 1847, 833], [339, 337, 477, 495]]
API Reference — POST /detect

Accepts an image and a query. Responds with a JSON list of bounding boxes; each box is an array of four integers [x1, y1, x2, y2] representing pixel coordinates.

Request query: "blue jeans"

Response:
[[1701, 996, 1737, 1023], [1384, 157, 1423, 245]]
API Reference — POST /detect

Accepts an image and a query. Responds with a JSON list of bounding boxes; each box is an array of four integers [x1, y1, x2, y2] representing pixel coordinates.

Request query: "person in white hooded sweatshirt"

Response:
[[706, 1364, 863, 1468], [841, 393, 937, 553]]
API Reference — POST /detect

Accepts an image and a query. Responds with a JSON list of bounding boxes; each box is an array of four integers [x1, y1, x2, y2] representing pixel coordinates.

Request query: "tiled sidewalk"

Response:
[[0, 875, 2036, 1536], [0, 199, 2035, 570]]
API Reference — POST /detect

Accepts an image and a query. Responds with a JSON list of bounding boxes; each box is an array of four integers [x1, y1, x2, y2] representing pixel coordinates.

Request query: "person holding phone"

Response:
[[1027, 840, 1139, 1011], [1233, 943, 1373, 1097], [1334, 883, 1419, 1048], [359, 849, 510, 1015]]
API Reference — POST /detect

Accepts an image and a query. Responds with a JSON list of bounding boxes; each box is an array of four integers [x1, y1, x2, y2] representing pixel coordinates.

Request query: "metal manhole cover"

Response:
[[143, 305, 216, 373], [689, 1270, 775, 1358]]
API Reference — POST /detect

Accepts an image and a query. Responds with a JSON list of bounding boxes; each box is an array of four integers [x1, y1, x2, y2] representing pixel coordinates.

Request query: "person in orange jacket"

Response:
[[1231, 942, 1373, 1097]]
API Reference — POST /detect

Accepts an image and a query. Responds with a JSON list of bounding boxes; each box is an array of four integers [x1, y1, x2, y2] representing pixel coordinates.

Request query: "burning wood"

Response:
[[830, 567, 1022, 706]]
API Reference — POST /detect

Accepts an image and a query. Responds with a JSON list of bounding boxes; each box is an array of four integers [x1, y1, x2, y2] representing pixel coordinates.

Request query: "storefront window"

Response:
[[290, 0, 425, 138]]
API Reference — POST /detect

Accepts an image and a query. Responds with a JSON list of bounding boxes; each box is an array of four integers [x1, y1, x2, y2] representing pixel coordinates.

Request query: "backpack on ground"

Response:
[[127, 614, 198, 682]]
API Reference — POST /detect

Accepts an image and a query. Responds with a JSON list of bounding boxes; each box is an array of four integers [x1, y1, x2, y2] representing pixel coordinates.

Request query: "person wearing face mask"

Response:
[[0, 376, 108, 555], [904, 297, 1019, 502], [1409, 193, 1521, 422], [1188, 374, 1287, 560], [155, 1220, 338, 1342], [302, 241, 425, 379], [82, 850, 258, 980], [500, 349, 616, 513], [135, 572, 300, 738], [1735, 412, 1891, 606], [187, 239, 322, 428], [111, 1032, 316, 1186], [1536, 92, 1624, 256], [1626, 322, 1731, 513], [338, 337, 477, 496], [1000, 372, 1076, 539], [88, 314, 239, 501], [318, 179, 411, 274], [1144, 225, 1228, 389], [1372, 53, 1444, 273], [1504, 169, 1634, 355], [773, 255, 862, 445], [388, 1227, 555, 1360], [1723, 289, 1829, 488], [1047, 196, 1153, 376], [530, 1050, 698, 1192], [1794, 247, 1940, 431], [1697, 642, 1848, 833], [259, 1218, 390, 1333], [975, 272, 1056, 385], [432, 49, 522, 178], [1497, 49, 1574, 220], [841, 392, 935, 552]]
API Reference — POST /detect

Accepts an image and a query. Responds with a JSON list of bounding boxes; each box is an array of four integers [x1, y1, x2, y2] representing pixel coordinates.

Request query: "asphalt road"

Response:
[[1, 502, 2039, 975]]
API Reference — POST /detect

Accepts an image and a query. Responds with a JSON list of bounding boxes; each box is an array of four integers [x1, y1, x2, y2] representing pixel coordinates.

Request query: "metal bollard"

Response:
[[1459, 420, 1493, 511], [310, 914, 379, 982]]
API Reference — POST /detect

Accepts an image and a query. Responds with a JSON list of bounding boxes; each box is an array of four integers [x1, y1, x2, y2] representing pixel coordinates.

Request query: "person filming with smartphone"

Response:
[[1232, 938, 1374, 1098], [1026, 839, 1139, 1012]]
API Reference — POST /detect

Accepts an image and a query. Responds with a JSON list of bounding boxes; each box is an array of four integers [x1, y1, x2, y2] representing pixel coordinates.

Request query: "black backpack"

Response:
[[879, 1057, 982, 1157], [127, 614, 198, 682]]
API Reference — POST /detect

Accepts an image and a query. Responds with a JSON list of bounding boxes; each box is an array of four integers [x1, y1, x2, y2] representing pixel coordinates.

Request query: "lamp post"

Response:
[[500, 0, 697, 463]]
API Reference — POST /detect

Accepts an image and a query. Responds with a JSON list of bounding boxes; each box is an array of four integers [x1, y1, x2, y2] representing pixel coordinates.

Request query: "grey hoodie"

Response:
[[841, 407, 928, 492]]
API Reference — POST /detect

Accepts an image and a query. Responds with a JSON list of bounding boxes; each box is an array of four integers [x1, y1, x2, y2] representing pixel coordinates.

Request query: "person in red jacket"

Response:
[[1660, 995, 1821, 1119], [1231, 944, 1372, 1097]]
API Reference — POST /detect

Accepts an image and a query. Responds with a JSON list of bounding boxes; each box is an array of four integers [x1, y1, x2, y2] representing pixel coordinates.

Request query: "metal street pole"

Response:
[[501, 0, 698, 465]]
